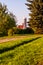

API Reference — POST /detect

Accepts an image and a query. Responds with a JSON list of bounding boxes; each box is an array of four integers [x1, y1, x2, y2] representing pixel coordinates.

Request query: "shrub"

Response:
[[13, 27, 19, 34], [8, 27, 34, 36], [8, 28, 13, 36], [24, 28, 34, 34]]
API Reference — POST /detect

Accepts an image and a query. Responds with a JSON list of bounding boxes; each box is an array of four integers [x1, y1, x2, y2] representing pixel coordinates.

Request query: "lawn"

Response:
[[0, 35, 43, 65]]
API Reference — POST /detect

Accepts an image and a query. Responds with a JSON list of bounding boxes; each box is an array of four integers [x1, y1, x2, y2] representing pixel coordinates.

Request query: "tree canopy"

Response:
[[0, 3, 16, 36], [26, 0, 43, 33]]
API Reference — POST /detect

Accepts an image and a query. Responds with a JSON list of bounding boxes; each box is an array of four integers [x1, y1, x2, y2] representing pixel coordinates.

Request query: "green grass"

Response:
[[0, 35, 43, 65], [0, 34, 42, 39]]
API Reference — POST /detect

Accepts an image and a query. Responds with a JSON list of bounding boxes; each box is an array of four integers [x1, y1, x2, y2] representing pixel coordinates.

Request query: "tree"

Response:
[[26, 0, 43, 33], [6, 13, 16, 29], [0, 3, 16, 36]]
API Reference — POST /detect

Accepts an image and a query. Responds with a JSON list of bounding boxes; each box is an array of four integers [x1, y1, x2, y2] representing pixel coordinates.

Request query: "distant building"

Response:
[[17, 25, 24, 29], [24, 18, 27, 28], [17, 18, 29, 29]]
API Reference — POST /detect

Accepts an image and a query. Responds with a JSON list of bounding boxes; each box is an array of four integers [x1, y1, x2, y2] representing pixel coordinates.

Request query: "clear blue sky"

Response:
[[0, 0, 29, 25]]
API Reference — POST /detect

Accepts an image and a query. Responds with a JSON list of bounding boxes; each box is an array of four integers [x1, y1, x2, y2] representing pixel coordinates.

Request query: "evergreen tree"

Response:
[[26, 0, 43, 33]]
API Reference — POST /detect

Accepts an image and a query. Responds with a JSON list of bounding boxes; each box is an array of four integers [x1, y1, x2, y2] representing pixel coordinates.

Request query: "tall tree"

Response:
[[0, 3, 16, 36], [26, 0, 43, 33]]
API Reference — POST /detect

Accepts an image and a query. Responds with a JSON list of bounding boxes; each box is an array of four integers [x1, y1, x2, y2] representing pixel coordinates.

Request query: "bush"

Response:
[[8, 27, 20, 36], [0, 29, 8, 37], [17, 28, 34, 34], [13, 27, 19, 34], [8, 28, 14, 36], [8, 27, 34, 36], [24, 28, 34, 34]]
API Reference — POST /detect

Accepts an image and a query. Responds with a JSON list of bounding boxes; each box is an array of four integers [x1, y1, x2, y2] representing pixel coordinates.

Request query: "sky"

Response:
[[0, 0, 30, 25]]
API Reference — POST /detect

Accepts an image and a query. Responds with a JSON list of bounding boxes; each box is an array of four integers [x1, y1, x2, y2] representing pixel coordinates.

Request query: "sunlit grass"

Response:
[[0, 35, 43, 65]]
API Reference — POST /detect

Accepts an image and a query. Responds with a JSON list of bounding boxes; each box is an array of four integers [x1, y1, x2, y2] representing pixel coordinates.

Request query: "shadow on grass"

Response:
[[0, 37, 41, 54]]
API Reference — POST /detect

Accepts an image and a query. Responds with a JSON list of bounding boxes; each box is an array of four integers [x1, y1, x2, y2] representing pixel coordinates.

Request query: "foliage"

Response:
[[24, 28, 34, 34], [8, 28, 13, 36], [8, 27, 21, 36], [26, 0, 43, 33], [8, 27, 34, 35], [13, 27, 20, 34], [0, 3, 16, 36]]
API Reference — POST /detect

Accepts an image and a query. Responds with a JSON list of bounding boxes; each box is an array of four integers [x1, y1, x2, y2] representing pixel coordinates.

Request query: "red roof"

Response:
[[17, 25, 24, 29]]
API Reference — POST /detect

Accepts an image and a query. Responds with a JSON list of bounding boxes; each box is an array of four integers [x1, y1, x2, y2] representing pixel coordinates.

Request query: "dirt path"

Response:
[[0, 38, 17, 43], [0, 36, 28, 43], [0, 35, 41, 43], [0, 37, 41, 54]]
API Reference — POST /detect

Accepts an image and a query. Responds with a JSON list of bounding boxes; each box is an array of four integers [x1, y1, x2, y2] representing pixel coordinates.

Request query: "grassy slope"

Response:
[[0, 35, 43, 65], [13, 37, 43, 65]]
